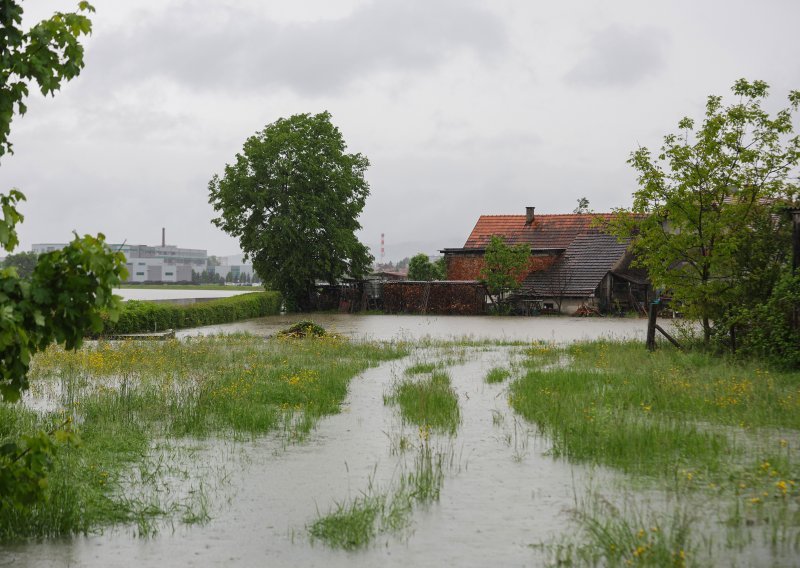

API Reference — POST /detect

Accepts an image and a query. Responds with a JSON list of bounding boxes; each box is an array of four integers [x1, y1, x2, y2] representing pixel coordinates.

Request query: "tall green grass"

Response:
[[511, 340, 800, 566]]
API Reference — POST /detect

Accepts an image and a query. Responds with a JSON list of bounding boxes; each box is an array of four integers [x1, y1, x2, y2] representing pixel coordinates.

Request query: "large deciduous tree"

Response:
[[209, 111, 373, 310], [610, 80, 799, 345]]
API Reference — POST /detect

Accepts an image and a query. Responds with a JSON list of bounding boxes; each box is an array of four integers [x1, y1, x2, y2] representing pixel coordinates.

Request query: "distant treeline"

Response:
[[100, 291, 282, 335]]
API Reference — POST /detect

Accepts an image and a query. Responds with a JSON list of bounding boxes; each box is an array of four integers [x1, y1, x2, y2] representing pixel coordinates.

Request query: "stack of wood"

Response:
[[573, 303, 601, 317]]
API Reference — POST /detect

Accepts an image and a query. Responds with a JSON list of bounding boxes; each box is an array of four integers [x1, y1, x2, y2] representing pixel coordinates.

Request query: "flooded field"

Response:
[[3, 321, 797, 567], [7, 347, 600, 567], [178, 313, 661, 343]]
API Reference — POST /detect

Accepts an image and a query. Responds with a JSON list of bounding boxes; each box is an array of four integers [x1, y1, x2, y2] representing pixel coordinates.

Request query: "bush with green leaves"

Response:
[[723, 269, 800, 369], [100, 291, 282, 335]]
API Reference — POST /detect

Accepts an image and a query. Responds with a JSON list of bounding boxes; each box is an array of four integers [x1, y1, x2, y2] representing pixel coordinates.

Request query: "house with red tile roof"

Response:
[[441, 207, 651, 314]]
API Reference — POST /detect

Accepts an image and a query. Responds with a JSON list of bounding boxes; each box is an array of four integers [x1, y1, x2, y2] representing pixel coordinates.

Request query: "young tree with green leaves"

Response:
[[209, 111, 373, 310], [479, 235, 530, 307], [1, 1, 127, 511], [407, 253, 445, 281], [610, 79, 799, 345]]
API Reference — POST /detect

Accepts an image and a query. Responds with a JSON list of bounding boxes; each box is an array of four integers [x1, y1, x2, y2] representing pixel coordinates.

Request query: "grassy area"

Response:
[[0, 334, 405, 541], [510, 340, 800, 566]]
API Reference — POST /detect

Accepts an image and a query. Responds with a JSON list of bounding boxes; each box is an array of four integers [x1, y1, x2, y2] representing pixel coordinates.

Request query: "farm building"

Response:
[[442, 207, 651, 314]]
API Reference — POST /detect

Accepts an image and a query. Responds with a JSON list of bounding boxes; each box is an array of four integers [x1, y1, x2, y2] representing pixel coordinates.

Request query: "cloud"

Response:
[[87, 0, 506, 95], [565, 24, 669, 87]]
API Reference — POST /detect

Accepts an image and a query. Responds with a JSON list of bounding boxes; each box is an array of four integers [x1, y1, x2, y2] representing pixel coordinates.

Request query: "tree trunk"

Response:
[[702, 315, 711, 346]]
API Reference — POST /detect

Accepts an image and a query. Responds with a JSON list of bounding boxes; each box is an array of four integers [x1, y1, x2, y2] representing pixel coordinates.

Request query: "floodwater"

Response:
[[178, 313, 664, 343], [116, 289, 253, 302], [5, 348, 614, 568]]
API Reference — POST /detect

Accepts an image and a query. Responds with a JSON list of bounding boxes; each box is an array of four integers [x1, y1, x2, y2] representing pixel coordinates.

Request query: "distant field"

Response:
[[118, 284, 264, 291]]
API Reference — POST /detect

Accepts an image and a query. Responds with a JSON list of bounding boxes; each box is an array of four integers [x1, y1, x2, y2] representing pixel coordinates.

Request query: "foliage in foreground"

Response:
[[511, 340, 800, 566], [609, 79, 799, 344], [100, 291, 281, 334], [0, 335, 406, 541]]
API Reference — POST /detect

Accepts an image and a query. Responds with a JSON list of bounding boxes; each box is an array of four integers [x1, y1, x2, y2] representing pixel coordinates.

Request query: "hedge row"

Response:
[[101, 291, 282, 335]]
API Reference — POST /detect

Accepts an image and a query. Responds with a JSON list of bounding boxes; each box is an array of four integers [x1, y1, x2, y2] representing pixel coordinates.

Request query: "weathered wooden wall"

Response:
[[383, 281, 486, 315]]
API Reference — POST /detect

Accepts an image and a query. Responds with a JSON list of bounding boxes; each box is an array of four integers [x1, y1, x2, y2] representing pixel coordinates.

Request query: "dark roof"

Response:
[[520, 233, 631, 297], [463, 214, 616, 249]]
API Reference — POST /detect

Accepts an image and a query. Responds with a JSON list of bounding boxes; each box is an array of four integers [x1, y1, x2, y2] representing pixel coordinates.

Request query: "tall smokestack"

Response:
[[162, 227, 165, 247]]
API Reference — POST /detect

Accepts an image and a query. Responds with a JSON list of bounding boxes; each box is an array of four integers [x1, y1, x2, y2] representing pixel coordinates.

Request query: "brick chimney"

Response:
[[162, 227, 165, 247], [525, 206, 535, 225]]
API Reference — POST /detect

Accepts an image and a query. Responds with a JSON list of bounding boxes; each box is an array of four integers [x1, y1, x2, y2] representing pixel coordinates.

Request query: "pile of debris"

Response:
[[276, 320, 329, 338]]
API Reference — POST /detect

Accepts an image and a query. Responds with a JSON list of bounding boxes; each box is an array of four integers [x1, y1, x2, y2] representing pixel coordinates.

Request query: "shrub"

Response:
[[100, 292, 282, 335], [725, 270, 800, 369]]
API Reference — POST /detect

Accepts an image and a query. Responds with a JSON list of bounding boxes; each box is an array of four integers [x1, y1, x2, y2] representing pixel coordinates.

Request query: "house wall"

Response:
[[445, 252, 558, 281]]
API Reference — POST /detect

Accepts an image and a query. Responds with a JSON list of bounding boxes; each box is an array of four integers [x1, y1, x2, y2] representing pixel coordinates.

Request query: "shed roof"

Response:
[[463, 213, 616, 249], [520, 232, 631, 297]]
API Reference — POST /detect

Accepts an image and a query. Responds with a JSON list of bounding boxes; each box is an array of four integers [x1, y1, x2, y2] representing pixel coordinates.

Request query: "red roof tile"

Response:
[[463, 214, 617, 249]]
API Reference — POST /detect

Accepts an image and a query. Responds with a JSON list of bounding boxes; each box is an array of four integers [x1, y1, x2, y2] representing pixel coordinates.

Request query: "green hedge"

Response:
[[101, 291, 282, 335]]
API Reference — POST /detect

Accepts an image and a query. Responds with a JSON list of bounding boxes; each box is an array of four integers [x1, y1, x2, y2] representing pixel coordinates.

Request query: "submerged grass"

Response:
[[0, 334, 406, 541], [309, 438, 450, 550], [511, 340, 800, 566]]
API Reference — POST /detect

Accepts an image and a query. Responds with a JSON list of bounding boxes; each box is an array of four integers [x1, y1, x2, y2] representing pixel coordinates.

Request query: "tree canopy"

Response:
[[209, 111, 373, 310], [609, 79, 799, 343]]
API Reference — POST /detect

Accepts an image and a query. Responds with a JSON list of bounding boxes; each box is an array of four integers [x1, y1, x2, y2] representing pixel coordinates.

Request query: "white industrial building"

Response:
[[32, 230, 208, 284]]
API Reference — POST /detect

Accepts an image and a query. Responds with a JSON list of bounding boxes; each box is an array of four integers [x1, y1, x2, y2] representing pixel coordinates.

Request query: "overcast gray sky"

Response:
[[3, 0, 799, 261]]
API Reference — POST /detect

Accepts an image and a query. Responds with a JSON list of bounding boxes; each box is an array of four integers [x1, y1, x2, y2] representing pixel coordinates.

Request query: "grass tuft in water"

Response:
[[309, 438, 451, 550], [485, 367, 511, 384], [388, 370, 460, 434]]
